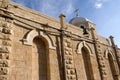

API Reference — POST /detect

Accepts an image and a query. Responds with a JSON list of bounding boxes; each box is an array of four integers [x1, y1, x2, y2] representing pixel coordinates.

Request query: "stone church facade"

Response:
[[0, 0, 120, 80]]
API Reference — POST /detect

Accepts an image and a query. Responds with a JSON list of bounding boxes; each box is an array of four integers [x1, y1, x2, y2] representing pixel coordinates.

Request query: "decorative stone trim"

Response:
[[96, 43, 107, 80], [64, 38, 76, 80], [0, 17, 13, 80], [0, 75, 8, 80], [104, 48, 115, 60], [77, 41, 93, 55], [117, 52, 120, 67], [104, 48, 120, 76], [23, 30, 56, 49]]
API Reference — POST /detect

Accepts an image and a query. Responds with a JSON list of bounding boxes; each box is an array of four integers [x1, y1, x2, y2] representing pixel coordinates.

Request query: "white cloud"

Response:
[[95, 2, 103, 9], [94, 0, 110, 9], [62, 2, 74, 17], [41, 1, 58, 17], [97, 0, 102, 1], [39, 1, 74, 19], [12, 0, 75, 20]]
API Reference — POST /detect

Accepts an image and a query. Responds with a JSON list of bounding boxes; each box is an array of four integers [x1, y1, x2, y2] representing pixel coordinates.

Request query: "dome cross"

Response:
[[74, 8, 79, 17]]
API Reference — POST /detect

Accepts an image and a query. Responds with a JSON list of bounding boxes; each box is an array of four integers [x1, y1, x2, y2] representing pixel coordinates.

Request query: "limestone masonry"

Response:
[[0, 0, 120, 80]]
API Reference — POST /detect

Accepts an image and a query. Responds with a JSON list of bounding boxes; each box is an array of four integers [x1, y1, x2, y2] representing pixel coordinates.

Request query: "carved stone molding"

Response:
[[23, 30, 56, 49], [2, 40, 11, 46], [96, 44, 107, 79], [2, 28, 12, 34], [0, 60, 8, 67], [64, 38, 76, 80], [104, 48, 115, 60], [77, 41, 92, 55], [0, 22, 13, 35], [0, 67, 8, 75], [3, 34, 12, 40], [104, 48, 120, 76], [0, 53, 9, 59], [0, 75, 8, 80], [0, 19, 13, 80], [0, 46, 9, 53]]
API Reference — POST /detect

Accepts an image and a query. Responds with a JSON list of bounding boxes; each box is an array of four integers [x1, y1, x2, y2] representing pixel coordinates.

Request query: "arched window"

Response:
[[32, 36, 49, 80], [80, 26, 89, 35], [81, 47, 94, 80], [108, 53, 118, 80]]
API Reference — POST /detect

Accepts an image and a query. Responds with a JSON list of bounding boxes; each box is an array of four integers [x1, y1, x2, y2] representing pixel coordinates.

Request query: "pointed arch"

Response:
[[23, 30, 56, 49], [76, 41, 94, 79], [32, 36, 49, 80], [104, 49, 115, 60], [77, 41, 92, 55], [105, 48, 119, 80], [81, 44, 94, 80]]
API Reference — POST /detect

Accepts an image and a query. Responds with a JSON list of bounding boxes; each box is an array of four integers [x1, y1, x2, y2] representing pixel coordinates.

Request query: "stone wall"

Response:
[[0, 10, 13, 80], [0, 1, 119, 80]]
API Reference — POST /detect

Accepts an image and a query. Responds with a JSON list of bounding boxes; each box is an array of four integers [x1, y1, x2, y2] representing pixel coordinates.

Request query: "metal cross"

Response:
[[74, 8, 79, 17]]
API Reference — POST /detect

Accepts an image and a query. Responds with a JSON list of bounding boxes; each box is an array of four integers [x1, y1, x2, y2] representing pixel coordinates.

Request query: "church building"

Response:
[[0, 0, 120, 80]]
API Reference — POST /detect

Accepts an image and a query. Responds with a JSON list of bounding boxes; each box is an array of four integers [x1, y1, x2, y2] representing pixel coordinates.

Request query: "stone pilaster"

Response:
[[59, 14, 76, 80], [59, 14, 66, 29], [109, 36, 115, 46], [64, 37, 76, 80], [96, 43, 107, 80], [0, 12, 13, 80], [90, 27, 107, 80], [109, 36, 120, 79]]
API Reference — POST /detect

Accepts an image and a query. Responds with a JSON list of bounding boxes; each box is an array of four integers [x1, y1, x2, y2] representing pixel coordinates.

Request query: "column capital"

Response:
[[59, 13, 66, 29], [109, 35, 114, 39], [59, 13, 66, 18], [109, 35, 115, 46]]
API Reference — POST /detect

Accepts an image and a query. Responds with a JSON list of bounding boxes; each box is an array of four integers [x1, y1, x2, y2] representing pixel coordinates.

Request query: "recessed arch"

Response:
[[77, 41, 92, 55], [104, 49, 115, 60], [81, 46, 94, 80], [105, 48, 119, 80], [32, 36, 50, 80], [23, 30, 56, 49]]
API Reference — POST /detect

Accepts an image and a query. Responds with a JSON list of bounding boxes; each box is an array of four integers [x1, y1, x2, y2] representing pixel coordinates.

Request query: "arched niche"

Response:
[[77, 41, 92, 55], [23, 30, 56, 49], [81, 46, 94, 80], [104, 49, 119, 80], [32, 36, 49, 80], [104, 49, 115, 60]]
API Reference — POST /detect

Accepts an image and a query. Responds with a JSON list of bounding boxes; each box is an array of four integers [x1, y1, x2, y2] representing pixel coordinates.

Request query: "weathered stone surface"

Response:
[[0, 60, 8, 67], [0, 46, 9, 53], [0, 1, 119, 80], [0, 0, 10, 9], [0, 75, 8, 80], [0, 67, 8, 75]]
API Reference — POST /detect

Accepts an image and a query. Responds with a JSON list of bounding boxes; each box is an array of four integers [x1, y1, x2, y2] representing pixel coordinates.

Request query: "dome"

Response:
[[69, 16, 91, 27]]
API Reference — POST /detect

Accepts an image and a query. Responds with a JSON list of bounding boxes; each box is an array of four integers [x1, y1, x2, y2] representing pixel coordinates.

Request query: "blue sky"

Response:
[[12, 0, 120, 47]]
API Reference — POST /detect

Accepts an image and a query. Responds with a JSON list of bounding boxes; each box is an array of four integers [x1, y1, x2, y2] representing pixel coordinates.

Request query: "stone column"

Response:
[[59, 14, 66, 29], [109, 36, 115, 46], [90, 27, 107, 80], [109, 36, 120, 78], [59, 14, 76, 80]]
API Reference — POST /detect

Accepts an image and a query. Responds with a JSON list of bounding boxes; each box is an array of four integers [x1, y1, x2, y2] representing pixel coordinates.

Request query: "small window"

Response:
[[80, 26, 89, 35]]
